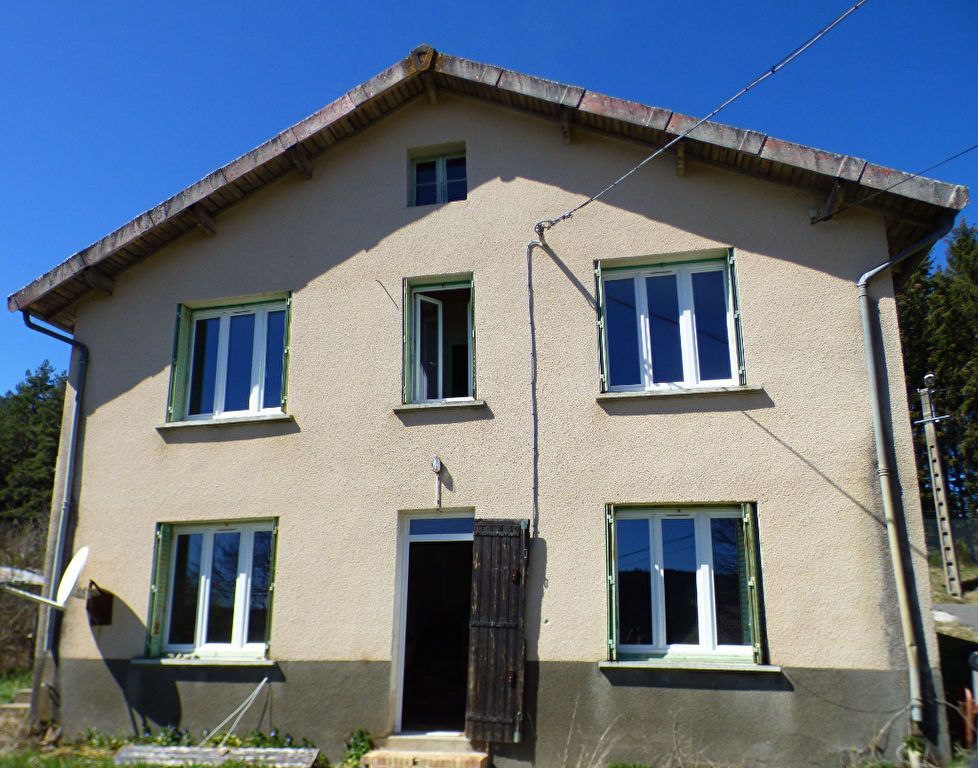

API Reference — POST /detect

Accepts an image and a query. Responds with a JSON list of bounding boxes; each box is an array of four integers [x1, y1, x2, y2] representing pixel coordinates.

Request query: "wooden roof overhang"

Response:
[[8, 45, 968, 331]]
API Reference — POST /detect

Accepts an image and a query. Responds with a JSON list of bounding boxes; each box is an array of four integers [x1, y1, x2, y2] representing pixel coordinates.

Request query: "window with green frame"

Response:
[[146, 519, 278, 658], [166, 295, 291, 422], [605, 503, 766, 664], [402, 275, 475, 403], [594, 250, 746, 392]]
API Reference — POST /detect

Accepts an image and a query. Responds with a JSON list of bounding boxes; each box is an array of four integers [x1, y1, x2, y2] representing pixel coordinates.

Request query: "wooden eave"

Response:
[[9, 45, 969, 331]]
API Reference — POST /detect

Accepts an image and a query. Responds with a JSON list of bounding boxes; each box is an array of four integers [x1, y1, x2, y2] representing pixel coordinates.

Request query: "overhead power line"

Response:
[[535, 0, 869, 234], [811, 142, 978, 224]]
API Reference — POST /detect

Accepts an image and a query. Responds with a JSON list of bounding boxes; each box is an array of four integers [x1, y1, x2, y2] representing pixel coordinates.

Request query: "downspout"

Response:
[[525, 225, 545, 537], [856, 220, 952, 729], [21, 311, 89, 721]]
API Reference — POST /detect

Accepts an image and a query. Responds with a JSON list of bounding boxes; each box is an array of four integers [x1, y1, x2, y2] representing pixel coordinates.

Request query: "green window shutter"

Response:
[[742, 502, 767, 664], [728, 249, 747, 386], [146, 523, 173, 658], [280, 293, 293, 411], [594, 261, 609, 392], [402, 279, 412, 404], [604, 504, 618, 661], [264, 521, 279, 653], [469, 279, 476, 399], [166, 306, 192, 422]]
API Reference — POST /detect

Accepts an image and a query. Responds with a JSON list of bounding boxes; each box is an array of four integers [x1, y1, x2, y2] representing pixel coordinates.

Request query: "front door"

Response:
[[399, 517, 473, 733]]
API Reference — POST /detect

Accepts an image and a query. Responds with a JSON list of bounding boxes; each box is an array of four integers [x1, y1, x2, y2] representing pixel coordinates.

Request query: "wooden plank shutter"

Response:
[[742, 503, 767, 664], [728, 249, 747, 386], [593, 261, 609, 392], [264, 521, 280, 653], [146, 523, 173, 658], [166, 306, 192, 422], [465, 519, 529, 744], [469, 279, 476, 399], [402, 279, 412, 404], [604, 504, 618, 662], [280, 294, 293, 411]]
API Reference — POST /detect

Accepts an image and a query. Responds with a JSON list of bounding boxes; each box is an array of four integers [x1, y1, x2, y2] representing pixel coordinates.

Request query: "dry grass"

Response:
[[934, 617, 978, 643], [930, 561, 978, 606]]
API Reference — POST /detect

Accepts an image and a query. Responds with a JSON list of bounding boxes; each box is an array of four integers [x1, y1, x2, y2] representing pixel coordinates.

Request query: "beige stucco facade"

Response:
[[40, 92, 939, 762]]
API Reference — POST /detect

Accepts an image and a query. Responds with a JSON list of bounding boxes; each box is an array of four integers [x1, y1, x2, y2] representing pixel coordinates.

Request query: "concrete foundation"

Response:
[[57, 659, 919, 767]]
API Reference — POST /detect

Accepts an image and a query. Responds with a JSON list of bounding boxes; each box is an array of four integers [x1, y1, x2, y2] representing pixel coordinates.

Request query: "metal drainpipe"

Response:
[[857, 221, 952, 729], [525, 225, 545, 537], [21, 311, 89, 722]]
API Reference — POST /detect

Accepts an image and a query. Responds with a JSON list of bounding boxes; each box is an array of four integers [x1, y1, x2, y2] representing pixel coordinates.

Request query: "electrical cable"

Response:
[[812, 142, 978, 224], [535, 0, 869, 234]]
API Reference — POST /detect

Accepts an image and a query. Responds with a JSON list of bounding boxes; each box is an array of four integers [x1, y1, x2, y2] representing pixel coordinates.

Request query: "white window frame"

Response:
[[185, 301, 287, 420], [162, 520, 275, 658], [410, 284, 473, 404], [411, 153, 466, 206], [615, 507, 752, 660], [601, 260, 739, 391]]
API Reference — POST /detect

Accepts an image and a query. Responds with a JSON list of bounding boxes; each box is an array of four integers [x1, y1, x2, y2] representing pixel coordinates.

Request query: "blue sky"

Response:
[[2, 1, 975, 393]]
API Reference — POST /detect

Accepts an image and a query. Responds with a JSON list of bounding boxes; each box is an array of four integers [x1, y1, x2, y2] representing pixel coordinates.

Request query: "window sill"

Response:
[[131, 657, 277, 667], [597, 384, 764, 401], [599, 659, 781, 674], [157, 412, 294, 430], [393, 399, 486, 414]]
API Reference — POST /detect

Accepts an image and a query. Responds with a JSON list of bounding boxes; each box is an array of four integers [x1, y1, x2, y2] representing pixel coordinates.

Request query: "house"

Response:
[[7, 45, 969, 767]]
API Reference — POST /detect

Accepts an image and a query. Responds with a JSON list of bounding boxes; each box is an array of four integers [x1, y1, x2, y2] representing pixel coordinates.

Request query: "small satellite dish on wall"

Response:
[[0, 546, 89, 610]]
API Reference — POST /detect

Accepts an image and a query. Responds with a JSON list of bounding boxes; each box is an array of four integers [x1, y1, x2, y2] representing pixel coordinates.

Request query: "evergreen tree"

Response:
[[897, 252, 934, 507], [927, 222, 978, 513], [898, 222, 978, 516], [0, 361, 67, 522], [0, 361, 66, 670]]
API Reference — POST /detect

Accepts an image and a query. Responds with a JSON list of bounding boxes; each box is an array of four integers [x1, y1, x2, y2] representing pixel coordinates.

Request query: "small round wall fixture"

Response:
[[431, 456, 442, 474]]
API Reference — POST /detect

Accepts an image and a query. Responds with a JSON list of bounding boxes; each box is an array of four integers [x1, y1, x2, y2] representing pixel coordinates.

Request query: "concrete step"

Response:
[[11, 689, 31, 705], [375, 734, 474, 753], [361, 750, 488, 768]]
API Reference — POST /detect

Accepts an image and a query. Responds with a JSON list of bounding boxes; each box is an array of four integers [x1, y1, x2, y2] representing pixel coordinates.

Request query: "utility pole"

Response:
[[918, 373, 961, 599]]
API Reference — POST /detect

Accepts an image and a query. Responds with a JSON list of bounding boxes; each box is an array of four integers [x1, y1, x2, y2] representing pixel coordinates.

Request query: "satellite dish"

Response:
[[0, 546, 89, 610], [56, 547, 89, 606]]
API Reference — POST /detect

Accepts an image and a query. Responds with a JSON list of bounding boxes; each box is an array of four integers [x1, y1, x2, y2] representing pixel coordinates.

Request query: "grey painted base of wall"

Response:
[[57, 659, 928, 767], [58, 660, 392, 764]]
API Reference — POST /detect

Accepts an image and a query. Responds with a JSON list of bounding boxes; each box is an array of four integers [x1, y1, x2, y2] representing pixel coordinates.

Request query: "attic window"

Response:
[[410, 145, 466, 206]]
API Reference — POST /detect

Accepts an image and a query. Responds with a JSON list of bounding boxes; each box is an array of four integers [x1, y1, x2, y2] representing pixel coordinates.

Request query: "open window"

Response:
[[403, 276, 474, 403], [147, 520, 277, 659]]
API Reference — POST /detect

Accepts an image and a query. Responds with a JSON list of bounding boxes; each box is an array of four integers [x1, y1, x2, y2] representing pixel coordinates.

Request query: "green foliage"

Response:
[[0, 668, 31, 704], [340, 729, 373, 767], [608, 764, 655, 768], [82, 728, 127, 750], [0, 362, 66, 672], [0, 361, 67, 524], [898, 222, 978, 515], [74, 726, 324, 765]]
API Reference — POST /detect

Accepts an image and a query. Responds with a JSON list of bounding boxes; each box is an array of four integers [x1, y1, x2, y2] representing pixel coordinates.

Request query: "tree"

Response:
[[898, 221, 978, 516], [0, 361, 66, 671]]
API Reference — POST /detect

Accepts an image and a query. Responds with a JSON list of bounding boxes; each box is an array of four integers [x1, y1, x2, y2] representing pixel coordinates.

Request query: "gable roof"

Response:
[[9, 45, 968, 331]]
